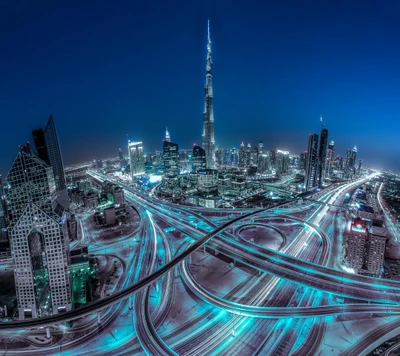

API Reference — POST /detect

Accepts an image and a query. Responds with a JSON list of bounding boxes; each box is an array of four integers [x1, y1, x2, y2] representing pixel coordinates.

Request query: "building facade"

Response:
[[324, 140, 334, 178], [304, 133, 319, 191], [7, 152, 71, 319], [32, 114, 68, 208], [163, 140, 179, 176], [192, 145, 207, 172], [317, 127, 328, 187], [128, 141, 145, 178]]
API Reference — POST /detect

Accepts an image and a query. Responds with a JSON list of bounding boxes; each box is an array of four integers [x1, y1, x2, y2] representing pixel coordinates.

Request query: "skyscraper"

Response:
[[7, 151, 71, 319], [163, 129, 179, 176], [32, 114, 68, 209], [0, 175, 7, 241], [304, 133, 319, 191], [351, 146, 357, 174], [317, 127, 328, 188], [192, 145, 206, 172], [202, 21, 215, 168], [345, 149, 352, 173], [258, 140, 263, 155], [245, 143, 252, 167], [238, 142, 245, 168], [324, 140, 335, 178], [45, 114, 68, 207], [128, 141, 145, 178], [276, 150, 289, 175]]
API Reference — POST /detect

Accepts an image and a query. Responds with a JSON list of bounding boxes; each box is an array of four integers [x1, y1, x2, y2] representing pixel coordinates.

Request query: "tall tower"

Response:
[[128, 141, 145, 178], [7, 151, 71, 319], [317, 126, 328, 188], [238, 142, 245, 168], [202, 20, 215, 168], [163, 128, 179, 176], [324, 140, 335, 178], [33, 114, 68, 209], [304, 133, 319, 192]]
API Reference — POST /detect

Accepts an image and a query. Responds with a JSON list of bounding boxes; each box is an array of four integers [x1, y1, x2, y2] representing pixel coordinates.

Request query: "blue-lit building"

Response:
[[304, 133, 319, 191]]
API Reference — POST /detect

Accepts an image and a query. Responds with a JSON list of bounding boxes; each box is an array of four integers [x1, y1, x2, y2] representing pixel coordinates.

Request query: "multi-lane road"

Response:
[[0, 170, 398, 356]]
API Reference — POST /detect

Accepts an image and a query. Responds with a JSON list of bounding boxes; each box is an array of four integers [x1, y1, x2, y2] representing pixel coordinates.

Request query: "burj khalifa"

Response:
[[202, 20, 216, 168]]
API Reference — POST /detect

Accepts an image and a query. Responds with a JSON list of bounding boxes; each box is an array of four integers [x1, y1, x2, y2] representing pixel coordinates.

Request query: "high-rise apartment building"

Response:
[[128, 141, 145, 178], [202, 21, 216, 168], [304, 133, 319, 191], [7, 151, 71, 319]]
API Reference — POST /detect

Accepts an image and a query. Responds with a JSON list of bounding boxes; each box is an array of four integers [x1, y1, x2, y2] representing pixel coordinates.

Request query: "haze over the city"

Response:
[[1, 0, 399, 172]]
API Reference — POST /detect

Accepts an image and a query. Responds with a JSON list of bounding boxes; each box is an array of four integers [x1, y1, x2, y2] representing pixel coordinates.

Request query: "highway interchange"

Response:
[[1, 171, 400, 355]]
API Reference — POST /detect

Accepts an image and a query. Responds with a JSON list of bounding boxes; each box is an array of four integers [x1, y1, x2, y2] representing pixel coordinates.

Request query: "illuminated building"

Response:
[[257, 154, 270, 174], [245, 143, 252, 167], [238, 142, 245, 168], [128, 141, 145, 178], [342, 217, 386, 277], [192, 145, 206, 172], [258, 140, 263, 155], [197, 169, 218, 195], [269, 150, 276, 168], [178, 149, 191, 172], [202, 21, 216, 168], [217, 171, 232, 195], [7, 151, 71, 319], [351, 146, 357, 173], [165, 127, 171, 143], [345, 149, 351, 174], [163, 129, 179, 176], [215, 147, 222, 166], [32, 114, 68, 208], [275, 150, 289, 175], [304, 133, 319, 191], [324, 140, 334, 178], [251, 147, 258, 166], [0, 175, 7, 241], [299, 152, 306, 170], [317, 126, 328, 187]]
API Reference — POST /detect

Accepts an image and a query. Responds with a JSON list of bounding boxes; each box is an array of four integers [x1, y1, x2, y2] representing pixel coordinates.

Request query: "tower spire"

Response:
[[208, 19, 211, 44], [165, 127, 171, 142]]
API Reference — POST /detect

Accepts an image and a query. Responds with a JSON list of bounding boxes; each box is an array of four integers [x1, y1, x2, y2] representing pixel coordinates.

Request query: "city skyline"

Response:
[[1, 1, 399, 174]]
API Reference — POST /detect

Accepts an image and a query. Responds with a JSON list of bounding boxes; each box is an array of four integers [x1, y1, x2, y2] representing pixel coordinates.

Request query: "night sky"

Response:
[[1, 0, 399, 174]]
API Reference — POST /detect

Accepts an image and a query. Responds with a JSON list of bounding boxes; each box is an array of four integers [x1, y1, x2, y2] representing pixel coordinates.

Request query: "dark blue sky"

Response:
[[1, 0, 399, 173]]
